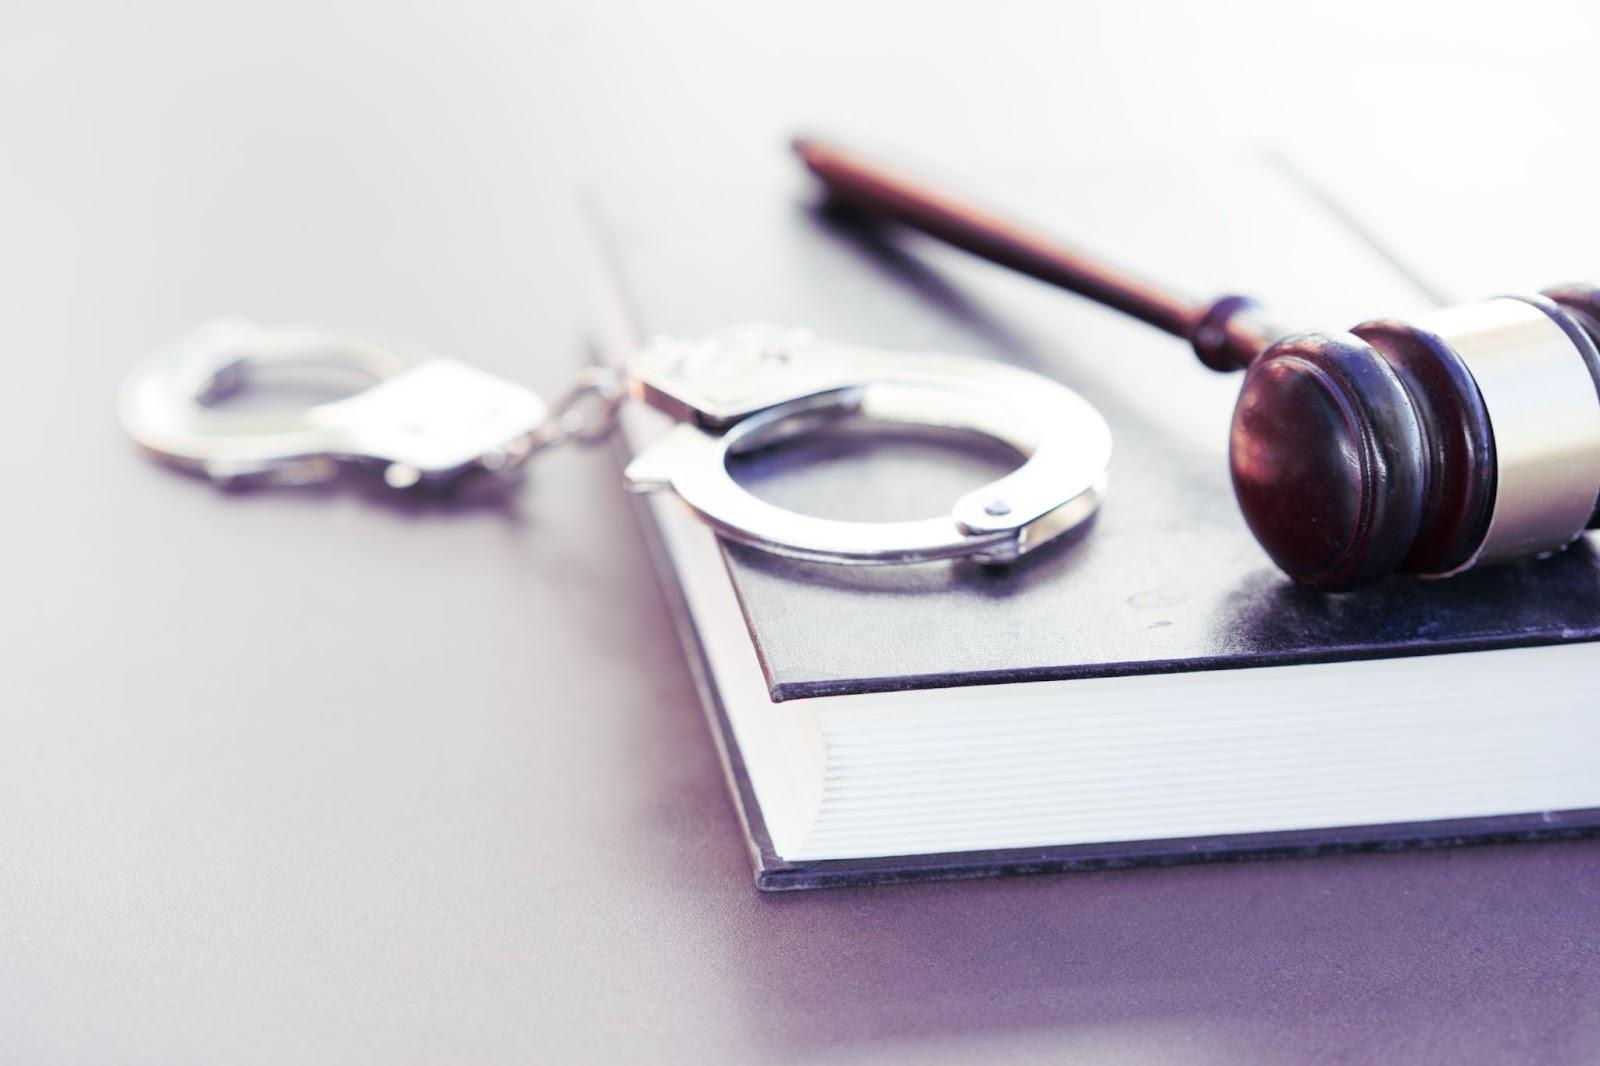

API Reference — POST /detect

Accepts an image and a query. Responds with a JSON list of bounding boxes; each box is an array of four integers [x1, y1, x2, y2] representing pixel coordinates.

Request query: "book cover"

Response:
[[589, 151, 1600, 888]]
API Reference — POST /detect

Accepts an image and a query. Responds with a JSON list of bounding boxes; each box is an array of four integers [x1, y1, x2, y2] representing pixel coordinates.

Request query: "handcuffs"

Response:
[[119, 321, 1112, 566]]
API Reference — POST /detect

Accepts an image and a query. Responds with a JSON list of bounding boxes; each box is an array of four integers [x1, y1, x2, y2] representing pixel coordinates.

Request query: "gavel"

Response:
[[794, 136, 1600, 589]]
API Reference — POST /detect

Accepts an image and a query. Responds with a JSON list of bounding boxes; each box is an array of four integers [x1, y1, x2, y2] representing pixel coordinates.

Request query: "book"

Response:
[[586, 151, 1600, 890]]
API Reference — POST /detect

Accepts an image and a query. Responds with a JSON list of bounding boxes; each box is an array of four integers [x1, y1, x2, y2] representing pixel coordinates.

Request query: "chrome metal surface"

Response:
[[118, 321, 551, 489], [123, 321, 1110, 564], [1419, 297, 1600, 571], [623, 325, 1112, 564]]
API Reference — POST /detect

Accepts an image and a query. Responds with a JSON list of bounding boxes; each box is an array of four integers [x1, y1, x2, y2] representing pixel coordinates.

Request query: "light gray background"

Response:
[[4, 4, 1599, 1064]]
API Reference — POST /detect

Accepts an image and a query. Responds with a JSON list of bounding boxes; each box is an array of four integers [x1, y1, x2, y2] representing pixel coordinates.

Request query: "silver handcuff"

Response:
[[119, 321, 1112, 565]]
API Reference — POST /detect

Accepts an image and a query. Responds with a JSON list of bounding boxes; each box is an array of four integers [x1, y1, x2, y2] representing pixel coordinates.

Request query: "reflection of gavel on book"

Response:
[[794, 135, 1600, 589]]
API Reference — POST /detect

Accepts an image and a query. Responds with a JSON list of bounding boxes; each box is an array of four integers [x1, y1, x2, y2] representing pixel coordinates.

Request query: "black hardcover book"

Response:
[[588, 151, 1600, 890]]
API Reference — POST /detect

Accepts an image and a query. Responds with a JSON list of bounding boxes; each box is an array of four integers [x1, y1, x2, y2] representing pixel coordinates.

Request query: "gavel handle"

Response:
[[792, 135, 1275, 371]]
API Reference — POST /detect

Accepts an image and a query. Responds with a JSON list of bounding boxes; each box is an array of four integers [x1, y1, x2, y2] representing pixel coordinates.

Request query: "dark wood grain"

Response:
[[794, 135, 1278, 370]]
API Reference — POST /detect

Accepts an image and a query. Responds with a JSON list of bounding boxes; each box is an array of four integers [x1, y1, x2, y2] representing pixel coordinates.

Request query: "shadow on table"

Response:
[[720, 835, 1600, 1060]]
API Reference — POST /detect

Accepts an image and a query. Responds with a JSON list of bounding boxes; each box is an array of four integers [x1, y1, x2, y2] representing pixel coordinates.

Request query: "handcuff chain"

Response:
[[529, 366, 629, 452]]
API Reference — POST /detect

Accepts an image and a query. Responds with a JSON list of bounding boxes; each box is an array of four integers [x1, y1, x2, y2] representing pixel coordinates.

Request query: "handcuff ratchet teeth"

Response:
[[119, 321, 1112, 565]]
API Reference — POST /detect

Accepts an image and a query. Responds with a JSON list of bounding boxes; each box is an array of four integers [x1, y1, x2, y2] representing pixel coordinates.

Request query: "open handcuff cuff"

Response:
[[119, 321, 1111, 566]]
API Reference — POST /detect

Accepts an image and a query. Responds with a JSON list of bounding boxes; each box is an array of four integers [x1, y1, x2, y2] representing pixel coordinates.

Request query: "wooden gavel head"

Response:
[[1225, 285, 1600, 588]]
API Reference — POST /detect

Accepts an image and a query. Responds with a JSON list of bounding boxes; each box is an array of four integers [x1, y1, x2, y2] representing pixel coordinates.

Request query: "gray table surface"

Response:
[[5, 4, 1599, 1063]]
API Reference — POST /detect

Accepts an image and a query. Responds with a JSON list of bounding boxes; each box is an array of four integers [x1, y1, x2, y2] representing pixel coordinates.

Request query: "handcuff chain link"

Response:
[[529, 366, 629, 452]]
